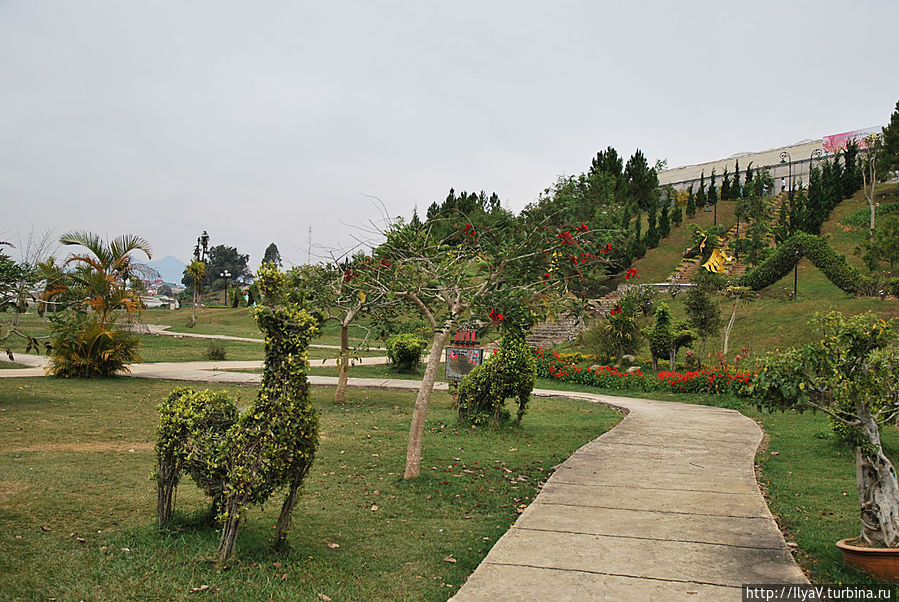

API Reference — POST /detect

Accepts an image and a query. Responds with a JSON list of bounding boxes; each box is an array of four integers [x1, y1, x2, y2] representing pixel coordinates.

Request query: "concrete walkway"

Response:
[[0, 356, 807, 599], [453, 389, 808, 601], [140, 323, 385, 351], [0, 354, 390, 382]]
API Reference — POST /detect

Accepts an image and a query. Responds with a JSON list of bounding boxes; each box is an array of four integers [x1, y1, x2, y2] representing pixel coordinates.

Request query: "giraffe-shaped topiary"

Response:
[[155, 264, 319, 559]]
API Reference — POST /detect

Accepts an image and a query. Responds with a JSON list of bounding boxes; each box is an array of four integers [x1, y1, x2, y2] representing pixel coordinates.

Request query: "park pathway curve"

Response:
[[0, 355, 807, 599], [452, 389, 808, 601]]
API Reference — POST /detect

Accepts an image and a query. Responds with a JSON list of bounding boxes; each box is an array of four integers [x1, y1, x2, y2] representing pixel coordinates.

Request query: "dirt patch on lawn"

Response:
[[0, 480, 28, 504], [6, 442, 154, 454]]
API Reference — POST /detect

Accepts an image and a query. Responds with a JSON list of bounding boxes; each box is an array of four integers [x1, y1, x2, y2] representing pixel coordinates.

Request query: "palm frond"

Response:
[[110, 234, 152, 263]]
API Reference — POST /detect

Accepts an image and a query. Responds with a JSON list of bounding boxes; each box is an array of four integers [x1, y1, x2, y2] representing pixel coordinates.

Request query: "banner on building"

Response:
[[822, 126, 882, 154]]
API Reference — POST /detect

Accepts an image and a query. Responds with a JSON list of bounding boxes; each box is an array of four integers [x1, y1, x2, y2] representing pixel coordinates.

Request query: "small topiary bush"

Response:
[[155, 264, 319, 559], [385, 333, 428, 372], [203, 340, 227, 361], [457, 334, 536, 427]]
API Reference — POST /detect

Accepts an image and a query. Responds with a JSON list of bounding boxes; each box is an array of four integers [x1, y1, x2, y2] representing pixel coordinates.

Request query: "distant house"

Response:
[[142, 295, 179, 310]]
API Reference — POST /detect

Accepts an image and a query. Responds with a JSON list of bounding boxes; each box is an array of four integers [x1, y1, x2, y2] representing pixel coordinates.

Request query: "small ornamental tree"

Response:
[[861, 216, 899, 278], [686, 183, 697, 218], [644, 302, 694, 371], [581, 279, 652, 364], [370, 215, 610, 478], [683, 271, 722, 367], [721, 285, 752, 356], [289, 256, 389, 403], [861, 133, 883, 239], [751, 312, 899, 547]]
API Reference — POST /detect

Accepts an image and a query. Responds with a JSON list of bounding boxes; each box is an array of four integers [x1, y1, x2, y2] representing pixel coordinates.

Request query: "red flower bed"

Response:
[[534, 349, 753, 397]]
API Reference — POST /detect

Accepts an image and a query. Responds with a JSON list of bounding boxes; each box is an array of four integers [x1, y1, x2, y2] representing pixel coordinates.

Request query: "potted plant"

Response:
[[752, 311, 899, 581]]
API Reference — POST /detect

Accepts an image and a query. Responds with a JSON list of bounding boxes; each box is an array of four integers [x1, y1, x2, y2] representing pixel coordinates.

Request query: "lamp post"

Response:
[[780, 151, 793, 200], [220, 270, 231, 307], [793, 249, 800, 301], [808, 148, 822, 188]]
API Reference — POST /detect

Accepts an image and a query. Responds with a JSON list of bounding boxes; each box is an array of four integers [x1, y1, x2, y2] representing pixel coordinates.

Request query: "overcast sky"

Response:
[[2, 1, 898, 269]]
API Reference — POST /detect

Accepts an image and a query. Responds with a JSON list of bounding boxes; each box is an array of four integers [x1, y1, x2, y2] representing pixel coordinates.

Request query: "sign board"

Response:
[[445, 347, 483, 382], [822, 127, 882, 154]]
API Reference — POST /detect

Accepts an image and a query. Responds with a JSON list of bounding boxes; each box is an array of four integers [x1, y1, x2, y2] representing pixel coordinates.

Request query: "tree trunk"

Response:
[[218, 504, 242, 560], [669, 349, 676, 371], [723, 298, 739, 356], [274, 482, 300, 546], [404, 323, 452, 479], [335, 324, 350, 403], [156, 463, 179, 527], [856, 408, 899, 547], [651, 355, 658, 371], [864, 160, 877, 240]]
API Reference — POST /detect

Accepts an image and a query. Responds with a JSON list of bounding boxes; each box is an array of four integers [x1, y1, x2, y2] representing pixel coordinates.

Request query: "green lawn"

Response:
[[144, 307, 379, 348], [0, 377, 619, 600]]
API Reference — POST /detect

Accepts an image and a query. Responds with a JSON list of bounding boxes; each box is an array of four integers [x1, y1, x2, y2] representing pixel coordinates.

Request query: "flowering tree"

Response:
[[370, 215, 609, 478], [289, 255, 392, 403]]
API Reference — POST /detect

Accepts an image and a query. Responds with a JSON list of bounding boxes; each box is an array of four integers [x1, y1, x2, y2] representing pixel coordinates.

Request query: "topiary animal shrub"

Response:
[[155, 264, 319, 559], [457, 333, 537, 427], [385, 333, 428, 372]]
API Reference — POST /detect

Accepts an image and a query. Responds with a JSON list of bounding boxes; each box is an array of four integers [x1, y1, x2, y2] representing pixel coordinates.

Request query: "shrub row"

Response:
[[534, 349, 754, 397], [738, 233, 899, 297]]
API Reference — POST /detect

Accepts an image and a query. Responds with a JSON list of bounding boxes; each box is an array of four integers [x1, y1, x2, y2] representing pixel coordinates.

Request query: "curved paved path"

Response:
[[140, 324, 385, 351], [0, 355, 807, 599]]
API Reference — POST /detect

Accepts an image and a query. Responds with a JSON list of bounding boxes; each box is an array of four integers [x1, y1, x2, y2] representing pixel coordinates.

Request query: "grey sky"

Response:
[[2, 1, 897, 269]]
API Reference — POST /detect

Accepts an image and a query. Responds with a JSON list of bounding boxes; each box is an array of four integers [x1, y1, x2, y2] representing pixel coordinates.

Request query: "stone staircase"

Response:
[[526, 314, 584, 348], [526, 287, 628, 348]]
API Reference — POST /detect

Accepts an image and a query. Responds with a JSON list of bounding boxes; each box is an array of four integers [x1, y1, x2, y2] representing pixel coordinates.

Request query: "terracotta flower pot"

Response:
[[836, 538, 899, 582]]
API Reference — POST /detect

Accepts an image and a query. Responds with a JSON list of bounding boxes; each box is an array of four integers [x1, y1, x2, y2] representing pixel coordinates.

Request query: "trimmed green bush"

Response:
[[385, 333, 428, 372], [203, 340, 226, 361], [457, 334, 536, 426], [738, 232, 899, 296]]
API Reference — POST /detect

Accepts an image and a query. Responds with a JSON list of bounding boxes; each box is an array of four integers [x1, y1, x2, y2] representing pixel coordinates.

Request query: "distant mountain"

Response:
[[146, 255, 187, 284]]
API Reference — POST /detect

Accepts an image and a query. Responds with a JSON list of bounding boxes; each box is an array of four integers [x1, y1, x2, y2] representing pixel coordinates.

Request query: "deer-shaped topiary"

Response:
[[155, 264, 319, 559]]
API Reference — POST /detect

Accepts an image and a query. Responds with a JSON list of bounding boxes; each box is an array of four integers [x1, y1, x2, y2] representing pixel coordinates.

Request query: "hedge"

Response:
[[737, 232, 899, 297]]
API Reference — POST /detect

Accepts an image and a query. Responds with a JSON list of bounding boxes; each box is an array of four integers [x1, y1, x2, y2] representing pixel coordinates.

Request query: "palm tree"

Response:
[[56, 232, 152, 327], [185, 259, 206, 327], [44, 232, 152, 377]]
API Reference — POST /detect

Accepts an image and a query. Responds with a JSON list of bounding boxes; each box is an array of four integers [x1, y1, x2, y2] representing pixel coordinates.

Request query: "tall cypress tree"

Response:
[[708, 168, 719, 226], [721, 167, 731, 201], [659, 202, 671, 237], [733, 159, 741, 199], [881, 100, 899, 175], [686, 183, 696, 218], [696, 172, 707, 209]]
